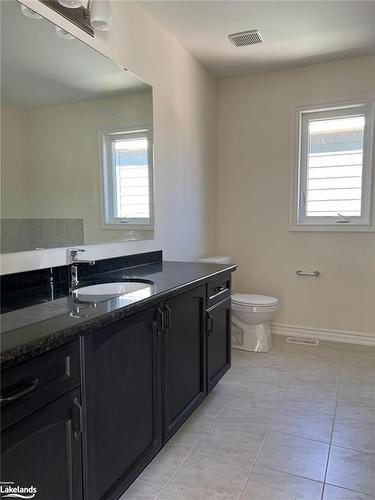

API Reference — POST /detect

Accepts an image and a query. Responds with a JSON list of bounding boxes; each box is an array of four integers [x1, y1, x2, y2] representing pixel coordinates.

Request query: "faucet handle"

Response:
[[69, 248, 86, 261]]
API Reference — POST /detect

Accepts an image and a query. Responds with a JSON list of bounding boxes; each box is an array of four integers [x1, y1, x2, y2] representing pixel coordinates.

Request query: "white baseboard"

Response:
[[271, 323, 375, 346]]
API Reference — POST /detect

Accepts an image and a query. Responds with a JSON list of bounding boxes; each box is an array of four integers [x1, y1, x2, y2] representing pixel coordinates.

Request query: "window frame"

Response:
[[291, 101, 375, 232], [100, 127, 154, 231]]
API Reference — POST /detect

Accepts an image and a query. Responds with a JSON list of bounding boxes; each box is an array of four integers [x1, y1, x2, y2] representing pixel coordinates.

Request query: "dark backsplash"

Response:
[[0, 251, 162, 295]]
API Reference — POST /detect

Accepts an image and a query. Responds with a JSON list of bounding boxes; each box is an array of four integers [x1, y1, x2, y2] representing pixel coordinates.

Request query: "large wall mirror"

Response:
[[1, 0, 154, 254]]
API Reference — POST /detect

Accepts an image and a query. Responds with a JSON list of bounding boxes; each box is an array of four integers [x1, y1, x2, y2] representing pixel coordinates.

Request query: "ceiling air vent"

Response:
[[228, 29, 263, 47]]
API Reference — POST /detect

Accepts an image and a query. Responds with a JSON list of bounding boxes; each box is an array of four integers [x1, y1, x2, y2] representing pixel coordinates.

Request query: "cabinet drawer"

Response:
[[207, 275, 231, 307], [1, 341, 80, 429]]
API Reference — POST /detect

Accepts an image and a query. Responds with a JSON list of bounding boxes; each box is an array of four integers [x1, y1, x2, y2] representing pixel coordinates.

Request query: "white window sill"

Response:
[[102, 224, 154, 231], [290, 223, 375, 232]]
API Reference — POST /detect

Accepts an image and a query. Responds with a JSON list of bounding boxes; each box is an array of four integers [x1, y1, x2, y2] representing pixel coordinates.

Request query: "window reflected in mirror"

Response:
[[101, 128, 154, 229]]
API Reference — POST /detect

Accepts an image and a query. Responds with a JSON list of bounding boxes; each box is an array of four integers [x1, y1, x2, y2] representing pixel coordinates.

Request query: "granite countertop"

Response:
[[1, 260, 236, 370]]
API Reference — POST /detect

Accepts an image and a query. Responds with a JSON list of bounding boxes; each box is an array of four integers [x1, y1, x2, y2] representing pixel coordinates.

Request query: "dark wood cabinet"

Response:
[[1, 388, 83, 500], [162, 286, 206, 441], [207, 297, 231, 392], [1, 271, 234, 500], [82, 307, 161, 500]]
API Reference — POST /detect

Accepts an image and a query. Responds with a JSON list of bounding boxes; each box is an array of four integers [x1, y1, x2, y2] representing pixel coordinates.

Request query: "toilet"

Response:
[[198, 256, 279, 353], [231, 294, 279, 352]]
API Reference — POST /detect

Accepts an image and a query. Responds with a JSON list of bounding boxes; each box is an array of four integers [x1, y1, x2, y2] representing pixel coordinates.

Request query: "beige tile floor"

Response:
[[120, 336, 375, 500]]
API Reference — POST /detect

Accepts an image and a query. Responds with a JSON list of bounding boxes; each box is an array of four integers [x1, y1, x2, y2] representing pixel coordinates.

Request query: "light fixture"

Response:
[[20, 4, 43, 19], [57, 0, 82, 8], [90, 0, 112, 31], [55, 26, 75, 39]]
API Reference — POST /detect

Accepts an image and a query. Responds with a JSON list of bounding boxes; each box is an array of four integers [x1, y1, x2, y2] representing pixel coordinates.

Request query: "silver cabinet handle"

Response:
[[209, 287, 229, 300], [206, 312, 214, 335], [73, 397, 83, 439], [296, 270, 320, 277], [164, 305, 172, 330], [0, 378, 39, 403]]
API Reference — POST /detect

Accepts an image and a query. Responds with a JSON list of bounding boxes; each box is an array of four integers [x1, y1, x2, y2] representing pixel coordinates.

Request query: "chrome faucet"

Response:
[[69, 249, 96, 288], [70, 248, 96, 263]]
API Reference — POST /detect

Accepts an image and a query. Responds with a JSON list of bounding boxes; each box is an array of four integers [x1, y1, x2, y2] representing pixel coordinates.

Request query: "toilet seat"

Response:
[[232, 294, 279, 306], [231, 294, 279, 312]]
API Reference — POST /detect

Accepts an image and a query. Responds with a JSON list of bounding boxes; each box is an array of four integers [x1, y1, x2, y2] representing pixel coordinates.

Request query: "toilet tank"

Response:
[[198, 256, 232, 264]]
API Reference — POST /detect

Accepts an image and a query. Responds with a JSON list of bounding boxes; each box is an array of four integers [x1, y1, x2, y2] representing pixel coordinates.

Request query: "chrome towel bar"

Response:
[[296, 270, 320, 277]]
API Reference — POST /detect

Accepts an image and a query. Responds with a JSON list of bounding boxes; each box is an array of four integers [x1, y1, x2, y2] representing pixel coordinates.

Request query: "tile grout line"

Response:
[[153, 394, 236, 499], [320, 345, 345, 500], [324, 482, 375, 496], [136, 478, 162, 486], [234, 357, 298, 500], [243, 464, 325, 487], [260, 427, 334, 446], [323, 442, 375, 455]]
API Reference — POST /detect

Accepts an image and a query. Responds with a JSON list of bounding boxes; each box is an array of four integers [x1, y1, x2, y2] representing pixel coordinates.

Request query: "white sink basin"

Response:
[[72, 281, 154, 303]]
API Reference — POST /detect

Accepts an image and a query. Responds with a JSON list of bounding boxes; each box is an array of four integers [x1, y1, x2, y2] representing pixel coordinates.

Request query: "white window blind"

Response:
[[101, 128, 154, 229], [292, 102, 374, 231], [113, 137, 150, 219], [306, 116, 364, 218]]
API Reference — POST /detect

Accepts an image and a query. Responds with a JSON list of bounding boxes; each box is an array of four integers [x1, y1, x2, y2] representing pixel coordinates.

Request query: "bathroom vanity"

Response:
[[0, 251, 236, 500]]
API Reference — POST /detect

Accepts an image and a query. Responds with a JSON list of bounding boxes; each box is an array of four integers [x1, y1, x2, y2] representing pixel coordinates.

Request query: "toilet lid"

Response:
[[232, 294, 279, 307]]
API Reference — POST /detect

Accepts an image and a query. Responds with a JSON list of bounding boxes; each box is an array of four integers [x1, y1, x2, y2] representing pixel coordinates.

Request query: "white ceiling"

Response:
[[1, 1, 149, 109], [140, 1, 375, 77]]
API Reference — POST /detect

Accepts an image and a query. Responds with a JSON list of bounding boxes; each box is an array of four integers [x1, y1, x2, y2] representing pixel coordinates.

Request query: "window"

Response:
[[101, 128, 154, 229], [292, 102, 374, 231]]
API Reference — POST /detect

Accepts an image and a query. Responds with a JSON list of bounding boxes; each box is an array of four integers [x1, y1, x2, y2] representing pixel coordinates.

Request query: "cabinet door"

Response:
[[1, 389, 83, 500], [207, 297, 231, 392], [163, 286, 206, 441], [83, 307, 161, 500]]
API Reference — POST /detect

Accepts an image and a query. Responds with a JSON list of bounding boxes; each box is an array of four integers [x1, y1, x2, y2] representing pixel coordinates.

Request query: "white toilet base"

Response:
[[231, 321, 272, 352]]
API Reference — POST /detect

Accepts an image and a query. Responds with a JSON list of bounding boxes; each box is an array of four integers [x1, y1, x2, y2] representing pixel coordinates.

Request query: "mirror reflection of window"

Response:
[[114, 136, 150, 220], [101, 129, 154, 229]]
